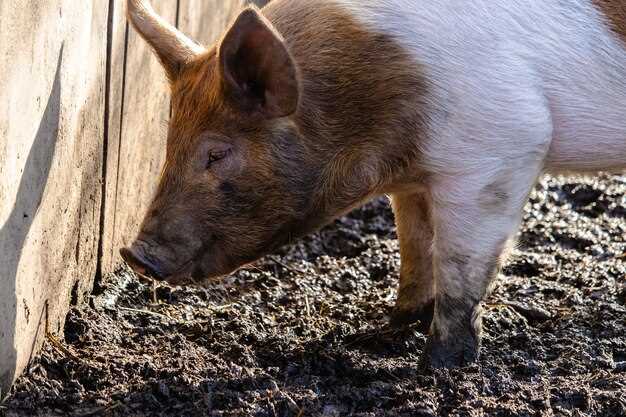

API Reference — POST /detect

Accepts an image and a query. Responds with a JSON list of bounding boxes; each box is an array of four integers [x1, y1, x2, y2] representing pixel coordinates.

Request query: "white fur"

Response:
[[337, 0, 626, 174], [335, 0, 626, 339]]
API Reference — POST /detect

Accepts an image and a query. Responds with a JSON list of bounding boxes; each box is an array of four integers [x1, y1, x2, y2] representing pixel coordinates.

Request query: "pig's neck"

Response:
[[265, 0, 430, 209]]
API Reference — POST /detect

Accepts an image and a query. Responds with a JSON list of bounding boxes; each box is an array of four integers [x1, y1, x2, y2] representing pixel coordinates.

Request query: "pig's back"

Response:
[[326, 0, 626, 172]]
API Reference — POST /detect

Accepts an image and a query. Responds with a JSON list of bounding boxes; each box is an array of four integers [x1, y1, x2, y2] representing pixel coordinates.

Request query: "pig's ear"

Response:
[[127, 0, 205, 80], [218, 7, 299, 118]]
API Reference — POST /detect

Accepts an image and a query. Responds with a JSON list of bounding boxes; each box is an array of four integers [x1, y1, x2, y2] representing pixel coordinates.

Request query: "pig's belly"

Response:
[[544, 102, 626, 173]]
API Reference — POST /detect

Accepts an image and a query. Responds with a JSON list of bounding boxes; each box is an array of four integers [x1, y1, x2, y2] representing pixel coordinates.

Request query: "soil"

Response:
[[3, 174, 626, 417]]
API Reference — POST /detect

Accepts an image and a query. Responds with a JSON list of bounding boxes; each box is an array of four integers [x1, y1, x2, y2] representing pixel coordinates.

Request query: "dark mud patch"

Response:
[[4, 174, 626, 417]]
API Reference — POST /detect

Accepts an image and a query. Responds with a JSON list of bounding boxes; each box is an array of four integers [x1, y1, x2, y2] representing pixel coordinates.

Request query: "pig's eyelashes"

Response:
[[205, 149, 231, 169]]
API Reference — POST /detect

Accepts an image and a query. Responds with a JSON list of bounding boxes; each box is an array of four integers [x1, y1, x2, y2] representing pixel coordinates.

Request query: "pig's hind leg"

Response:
[[390, 191, 435, 332]]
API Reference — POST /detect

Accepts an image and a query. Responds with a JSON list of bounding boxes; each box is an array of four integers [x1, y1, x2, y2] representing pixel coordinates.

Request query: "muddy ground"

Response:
[[3, 174, 626, 417]]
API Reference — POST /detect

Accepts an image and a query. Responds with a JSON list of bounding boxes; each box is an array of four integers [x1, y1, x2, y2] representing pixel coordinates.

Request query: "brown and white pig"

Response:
[[120, 0, 626, 368]]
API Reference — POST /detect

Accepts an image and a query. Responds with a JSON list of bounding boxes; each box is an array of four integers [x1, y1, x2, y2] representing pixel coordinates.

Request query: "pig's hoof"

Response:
[[419, 333, 480, 369], [390, 300, 434, 333]]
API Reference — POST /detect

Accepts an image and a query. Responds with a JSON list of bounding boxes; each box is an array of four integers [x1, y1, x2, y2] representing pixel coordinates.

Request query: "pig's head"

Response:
[[120, 1, 380, 284]]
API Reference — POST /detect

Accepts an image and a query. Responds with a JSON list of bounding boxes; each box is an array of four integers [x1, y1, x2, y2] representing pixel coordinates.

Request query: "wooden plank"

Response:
[[100, 0, 178, 275], [0, 0, 108, 393], [177, 0, 270, 46], [99, 0, 129, 274]]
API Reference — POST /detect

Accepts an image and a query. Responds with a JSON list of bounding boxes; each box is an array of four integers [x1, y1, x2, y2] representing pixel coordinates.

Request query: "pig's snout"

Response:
[[120, 246, 164, 280]]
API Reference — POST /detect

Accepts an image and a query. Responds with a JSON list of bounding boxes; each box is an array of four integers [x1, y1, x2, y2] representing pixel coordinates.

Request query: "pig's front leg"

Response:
[[390, 191, 435, 332], [422, 165, 542, 368]]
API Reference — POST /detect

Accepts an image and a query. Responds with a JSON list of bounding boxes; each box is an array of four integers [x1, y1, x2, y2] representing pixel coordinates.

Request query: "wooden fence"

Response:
[[0, 0, 266, 394]]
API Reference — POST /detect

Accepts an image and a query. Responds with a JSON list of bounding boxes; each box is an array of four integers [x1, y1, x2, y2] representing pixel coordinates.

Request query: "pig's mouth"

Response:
[[120, 240, 234, 286], [120, 247, 201, 285], [160, 259, 198, 286], [120, 246, 182, 283]]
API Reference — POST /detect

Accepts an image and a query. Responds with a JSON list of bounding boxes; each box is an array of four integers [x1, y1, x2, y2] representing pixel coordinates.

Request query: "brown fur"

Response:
[[593, 0, 626, 45], [126, 0, 429, 282], [264, 0, 429, 210], [390, 191, 435, 326], [219, 8, 299, 117]]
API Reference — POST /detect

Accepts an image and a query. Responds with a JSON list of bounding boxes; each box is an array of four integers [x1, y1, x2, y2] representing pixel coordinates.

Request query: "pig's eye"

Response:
[[206, 149, 231, 169]]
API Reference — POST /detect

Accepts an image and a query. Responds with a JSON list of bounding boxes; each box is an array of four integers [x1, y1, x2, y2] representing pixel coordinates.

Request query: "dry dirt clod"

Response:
[[503, 301, 553, 322]]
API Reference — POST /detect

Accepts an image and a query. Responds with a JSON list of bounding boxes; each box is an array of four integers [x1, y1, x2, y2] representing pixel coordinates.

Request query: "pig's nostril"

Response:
[[120, 247, 163, 280]]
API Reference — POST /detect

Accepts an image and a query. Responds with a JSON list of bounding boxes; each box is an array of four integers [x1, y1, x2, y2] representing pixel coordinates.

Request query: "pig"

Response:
[[120, 0, 626, 368]]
